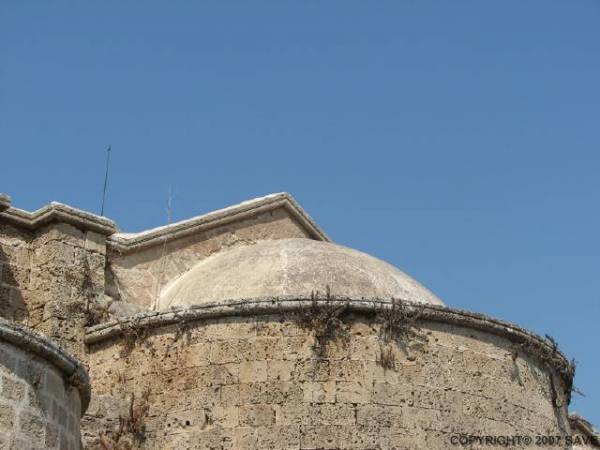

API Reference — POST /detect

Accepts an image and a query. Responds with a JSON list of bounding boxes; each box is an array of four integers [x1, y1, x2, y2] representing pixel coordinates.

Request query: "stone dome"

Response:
[[158, 238, 444, 309]]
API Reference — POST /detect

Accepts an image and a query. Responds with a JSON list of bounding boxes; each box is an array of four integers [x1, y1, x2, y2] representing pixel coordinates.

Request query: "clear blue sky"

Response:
[[1, 1, 599, 425]]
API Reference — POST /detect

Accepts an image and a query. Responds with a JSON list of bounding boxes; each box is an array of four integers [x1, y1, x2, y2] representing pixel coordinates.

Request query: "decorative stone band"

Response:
[[84, 297, 575, 399], [0, 318, 91, 412]]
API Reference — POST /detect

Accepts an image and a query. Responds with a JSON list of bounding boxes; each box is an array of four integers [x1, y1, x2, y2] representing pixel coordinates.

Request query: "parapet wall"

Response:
[[83, 299, 574, 450], [0, 319, 90, 450]]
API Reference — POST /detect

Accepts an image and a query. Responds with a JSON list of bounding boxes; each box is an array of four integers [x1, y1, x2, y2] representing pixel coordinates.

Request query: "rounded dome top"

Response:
[[158, 238, 444, 309]]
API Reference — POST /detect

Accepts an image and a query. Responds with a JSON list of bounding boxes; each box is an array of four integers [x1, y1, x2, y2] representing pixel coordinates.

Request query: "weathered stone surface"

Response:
[[0, 321, 88, 450], [84, 312, 573, 450], [0, 224, 31, 323], [0, 217, 107, 360], [1, 192, 596, 450]]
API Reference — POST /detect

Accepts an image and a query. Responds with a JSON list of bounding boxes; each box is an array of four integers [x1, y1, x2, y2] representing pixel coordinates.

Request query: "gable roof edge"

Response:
[[107, 193, 330, 254]]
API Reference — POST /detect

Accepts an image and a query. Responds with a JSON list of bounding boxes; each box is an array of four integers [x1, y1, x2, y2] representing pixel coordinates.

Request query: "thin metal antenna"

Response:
[[166, 185, 172, 224], [100, 146, 111, 216], [152, 186, 174, 311]]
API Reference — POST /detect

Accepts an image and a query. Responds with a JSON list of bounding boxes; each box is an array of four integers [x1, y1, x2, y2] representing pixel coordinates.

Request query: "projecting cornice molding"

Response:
[[0, 201, 117, 235], [107, 192, 330, 254], [84, 297, 575, 400], [0, 192, 328, 245]]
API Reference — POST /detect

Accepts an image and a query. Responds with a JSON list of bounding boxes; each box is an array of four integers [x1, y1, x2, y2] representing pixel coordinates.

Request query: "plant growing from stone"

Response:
[[295, 286, 350, 358], [117, 317, 155, 357], [375, 298, 424, 369], [377, 341, 396, 370], [99, 387, 151, 450]]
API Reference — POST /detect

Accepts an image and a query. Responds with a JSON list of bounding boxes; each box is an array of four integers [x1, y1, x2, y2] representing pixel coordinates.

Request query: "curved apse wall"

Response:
[[0, 319, 90, 450], [83, 298, 573, 450]]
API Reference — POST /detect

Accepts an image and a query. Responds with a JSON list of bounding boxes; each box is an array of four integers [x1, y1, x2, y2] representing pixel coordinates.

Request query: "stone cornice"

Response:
[[0, 193, 328, 245], [0, 319, 91, 413], [107, 192, 330, 254], [0, 201, 116, 235], [84, 297, 574, 399]]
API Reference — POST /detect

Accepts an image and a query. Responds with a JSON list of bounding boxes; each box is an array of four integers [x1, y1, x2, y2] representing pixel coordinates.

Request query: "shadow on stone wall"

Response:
[[0, 244, 29, 322]]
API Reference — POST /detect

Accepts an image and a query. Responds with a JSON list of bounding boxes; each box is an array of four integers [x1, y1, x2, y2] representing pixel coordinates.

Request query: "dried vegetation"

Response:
[[99, 388, 151, 450]]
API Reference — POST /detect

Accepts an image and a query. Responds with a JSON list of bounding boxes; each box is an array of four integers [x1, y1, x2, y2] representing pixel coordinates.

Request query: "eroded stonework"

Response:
[[84, 312, 571, 449], [0, 320, 89, 450]]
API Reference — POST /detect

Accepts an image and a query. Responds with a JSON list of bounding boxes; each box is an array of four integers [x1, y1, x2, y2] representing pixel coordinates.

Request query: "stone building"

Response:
[[0, 191, 597, 449]]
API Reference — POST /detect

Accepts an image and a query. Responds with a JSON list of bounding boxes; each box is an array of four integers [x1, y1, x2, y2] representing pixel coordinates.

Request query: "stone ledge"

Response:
[[0, 201, 116, 235], [0, 318, 91, 413], [107, 192, 330, 254], [83, 296, 574, 400]]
